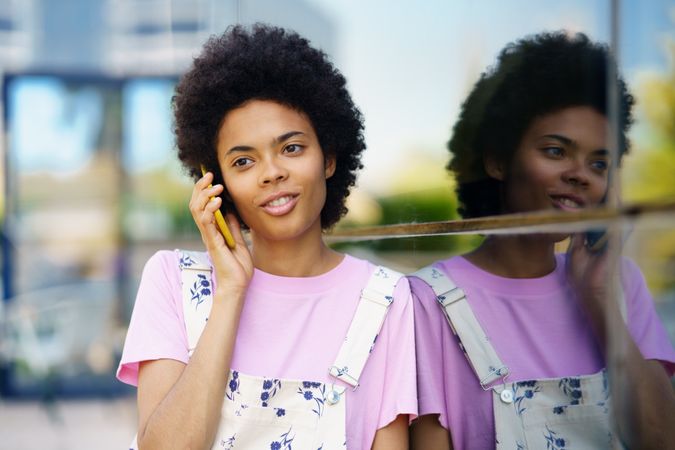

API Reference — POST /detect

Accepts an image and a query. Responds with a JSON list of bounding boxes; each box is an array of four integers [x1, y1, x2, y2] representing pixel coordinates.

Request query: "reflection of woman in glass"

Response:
[[411, 32, 675, 449], [117, 25, 415, 450]]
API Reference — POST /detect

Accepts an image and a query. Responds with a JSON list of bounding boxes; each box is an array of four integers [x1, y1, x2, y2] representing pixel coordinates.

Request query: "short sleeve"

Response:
[[375, 277, 418, 429], [409, 275, 450, 427], [116, 250, 190, 386], [622, 257, 675, 375]]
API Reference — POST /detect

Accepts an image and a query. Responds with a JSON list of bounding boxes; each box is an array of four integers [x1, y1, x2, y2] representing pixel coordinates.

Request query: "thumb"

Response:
[[566, 233, 587, 274]]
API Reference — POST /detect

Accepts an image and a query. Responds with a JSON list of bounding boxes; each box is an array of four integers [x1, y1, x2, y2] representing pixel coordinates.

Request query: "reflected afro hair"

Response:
[[448, 31, 634, 218], [173, 24, 365, 229]]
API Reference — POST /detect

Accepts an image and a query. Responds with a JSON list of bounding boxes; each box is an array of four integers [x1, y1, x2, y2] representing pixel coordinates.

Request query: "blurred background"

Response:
[[0, 0, 673, 448]]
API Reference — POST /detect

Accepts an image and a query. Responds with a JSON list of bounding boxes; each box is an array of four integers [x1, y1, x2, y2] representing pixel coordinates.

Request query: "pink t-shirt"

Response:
[[118, 250, 417, 449], [410, 254, 675, 450]]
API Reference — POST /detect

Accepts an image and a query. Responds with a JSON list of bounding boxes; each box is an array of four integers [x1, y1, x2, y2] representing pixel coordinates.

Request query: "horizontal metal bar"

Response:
[[327, 201, 675, 242]]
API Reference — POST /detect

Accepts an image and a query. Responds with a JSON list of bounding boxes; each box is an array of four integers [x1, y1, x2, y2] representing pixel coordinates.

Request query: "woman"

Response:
[[117, 24, 416, 449], [410, 32, 675, 450]]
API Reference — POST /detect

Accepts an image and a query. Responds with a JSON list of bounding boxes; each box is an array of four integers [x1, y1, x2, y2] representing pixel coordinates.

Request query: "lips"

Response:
[[259, 192, 300, 216], [549, 194, 585, 211]]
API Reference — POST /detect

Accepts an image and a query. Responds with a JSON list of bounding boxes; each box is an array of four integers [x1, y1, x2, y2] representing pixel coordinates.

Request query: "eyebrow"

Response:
[[274, 130, 305, 144], [542, 134, 575, 147], [225, 131, 305, 156]]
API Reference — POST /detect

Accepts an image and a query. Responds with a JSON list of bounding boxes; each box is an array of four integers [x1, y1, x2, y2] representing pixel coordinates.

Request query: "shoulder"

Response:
[[341, 253, 406, 286], [143, 249, 212, 277], [408, 256, 467, 281], [406, 256, 464, 301], [135, 249, 206, 310], [142, 249, 181, 275], [341, 254, 412, 310]]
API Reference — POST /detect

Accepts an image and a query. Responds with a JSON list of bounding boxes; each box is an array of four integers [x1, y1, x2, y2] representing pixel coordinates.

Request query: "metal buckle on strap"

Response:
[[360, 287, 393, 306], [479, 365, 510, 391], [328, 365, 360, 391], [437, 287, 465, 306]]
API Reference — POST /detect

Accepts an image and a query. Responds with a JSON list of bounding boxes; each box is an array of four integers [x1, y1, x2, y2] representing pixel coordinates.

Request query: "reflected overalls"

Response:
[[413, 266, 618, 449]]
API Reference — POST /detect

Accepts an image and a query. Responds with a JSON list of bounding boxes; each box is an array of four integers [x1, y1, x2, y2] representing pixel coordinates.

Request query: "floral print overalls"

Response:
[[129, 250, 402, 450], [413, 266, 620, 450]]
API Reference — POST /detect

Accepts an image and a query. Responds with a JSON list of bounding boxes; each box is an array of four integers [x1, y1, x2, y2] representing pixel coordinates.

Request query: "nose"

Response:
[[561, 161, 590, 188], [258, 156, 289, 186]]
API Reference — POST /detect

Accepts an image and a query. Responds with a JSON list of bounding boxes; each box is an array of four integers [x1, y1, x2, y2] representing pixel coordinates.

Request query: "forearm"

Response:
[[593, 302, 675, 449], [605, 323, 675, 449], [140, 290, 244, 450]]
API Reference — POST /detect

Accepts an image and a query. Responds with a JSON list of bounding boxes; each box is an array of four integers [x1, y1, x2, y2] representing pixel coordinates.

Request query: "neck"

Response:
[[249, 224, 343, 277], [465, 235, 558, 278]]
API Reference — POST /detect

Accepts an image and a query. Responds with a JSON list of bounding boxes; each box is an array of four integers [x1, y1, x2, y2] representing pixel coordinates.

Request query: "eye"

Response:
[[590, 159, 609, 172], [283, 143, 304, 154], [232, 157, 253, 168], [542, 146, 564, 157]]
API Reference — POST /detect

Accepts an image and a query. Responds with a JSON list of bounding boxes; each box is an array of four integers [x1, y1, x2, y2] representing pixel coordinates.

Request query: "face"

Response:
[[487, 106, 611, 216], [216, 100, 335, 242]]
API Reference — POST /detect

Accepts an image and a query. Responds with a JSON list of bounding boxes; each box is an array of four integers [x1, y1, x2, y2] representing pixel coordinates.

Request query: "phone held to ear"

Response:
[[584, 228, 608, 253], [200, 165, 236, 249], [584, 194, 609, 253]]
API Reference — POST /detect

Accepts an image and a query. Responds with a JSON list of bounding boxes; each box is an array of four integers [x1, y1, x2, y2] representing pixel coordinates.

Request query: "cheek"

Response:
[[223, 178, 249, 209], [590, 178, 609, 204], [509, 159, 553, 191]]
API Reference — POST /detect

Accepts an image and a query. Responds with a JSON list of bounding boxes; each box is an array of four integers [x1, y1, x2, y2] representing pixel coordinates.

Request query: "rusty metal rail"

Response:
[[327, 201, 675, 242]]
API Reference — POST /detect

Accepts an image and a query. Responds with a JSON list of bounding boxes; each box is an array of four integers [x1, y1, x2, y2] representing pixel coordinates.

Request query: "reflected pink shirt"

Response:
[[410, 254, 675, 450], [118, 251, 417, 449]]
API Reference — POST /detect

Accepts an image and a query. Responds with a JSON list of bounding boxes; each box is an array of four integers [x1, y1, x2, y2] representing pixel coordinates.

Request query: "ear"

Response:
[[484, 155, 505, 181], [324, 154, 337, 179]]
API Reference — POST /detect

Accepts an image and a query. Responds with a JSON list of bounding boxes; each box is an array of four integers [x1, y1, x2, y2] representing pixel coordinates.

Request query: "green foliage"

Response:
[[367, 187, 475, 253], [622, 41, 675, 293]]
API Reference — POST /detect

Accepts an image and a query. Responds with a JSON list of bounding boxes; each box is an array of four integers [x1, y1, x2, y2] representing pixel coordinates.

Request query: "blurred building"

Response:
[[0, 0, 335, 75], [0, 0, 335, 398]]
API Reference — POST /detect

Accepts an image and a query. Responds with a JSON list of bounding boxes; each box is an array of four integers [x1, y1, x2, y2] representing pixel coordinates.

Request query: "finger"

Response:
[[198, 203, 230, 250], [602, 226, 623, 271], [566, 233, 585, 272], [204, 195, 223, 214], [568, 233, 585, 254], [190, 183, 224, 219], [197, 184, 224, 210], [189, 171, 213, 203], [197, 170, 214, 188]]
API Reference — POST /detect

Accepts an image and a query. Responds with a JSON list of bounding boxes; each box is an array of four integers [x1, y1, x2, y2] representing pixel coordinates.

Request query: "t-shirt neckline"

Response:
[[445, 253, 568, 295], [249, 253, 354, 295]]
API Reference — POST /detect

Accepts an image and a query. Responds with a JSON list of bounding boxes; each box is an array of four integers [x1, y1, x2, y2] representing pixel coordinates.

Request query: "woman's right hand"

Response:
[[189, 171, 253, 295], [138, 173, 252, 449]]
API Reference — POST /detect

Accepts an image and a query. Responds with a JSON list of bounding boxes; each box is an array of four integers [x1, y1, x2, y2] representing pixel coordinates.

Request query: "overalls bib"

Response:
[[129, 250, 402, 450], [413, 265, 622, 450]]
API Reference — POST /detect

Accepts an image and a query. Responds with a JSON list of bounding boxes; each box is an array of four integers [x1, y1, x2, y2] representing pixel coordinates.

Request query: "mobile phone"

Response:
[[584, 194, 608, 252], [200, 165, 236, 249], [584, 228, 608, 252]]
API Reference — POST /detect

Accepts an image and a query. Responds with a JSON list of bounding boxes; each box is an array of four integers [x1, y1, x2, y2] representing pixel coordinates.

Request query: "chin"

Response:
[[255, 221, 316, 242]]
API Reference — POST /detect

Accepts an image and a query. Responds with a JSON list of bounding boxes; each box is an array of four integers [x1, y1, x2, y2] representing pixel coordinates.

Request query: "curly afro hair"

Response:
[[173, 23, 365, 229], [448, 31, 634, 218]]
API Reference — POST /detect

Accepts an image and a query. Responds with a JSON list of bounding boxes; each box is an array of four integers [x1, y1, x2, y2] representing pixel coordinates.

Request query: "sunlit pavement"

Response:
[[0, 397, 136, 450]]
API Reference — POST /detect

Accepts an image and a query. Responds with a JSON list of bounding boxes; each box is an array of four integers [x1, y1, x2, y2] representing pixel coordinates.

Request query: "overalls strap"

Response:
[[411, 265, 509, 389], [328, 266, 403, 388], [177, 250, 213, 357]]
